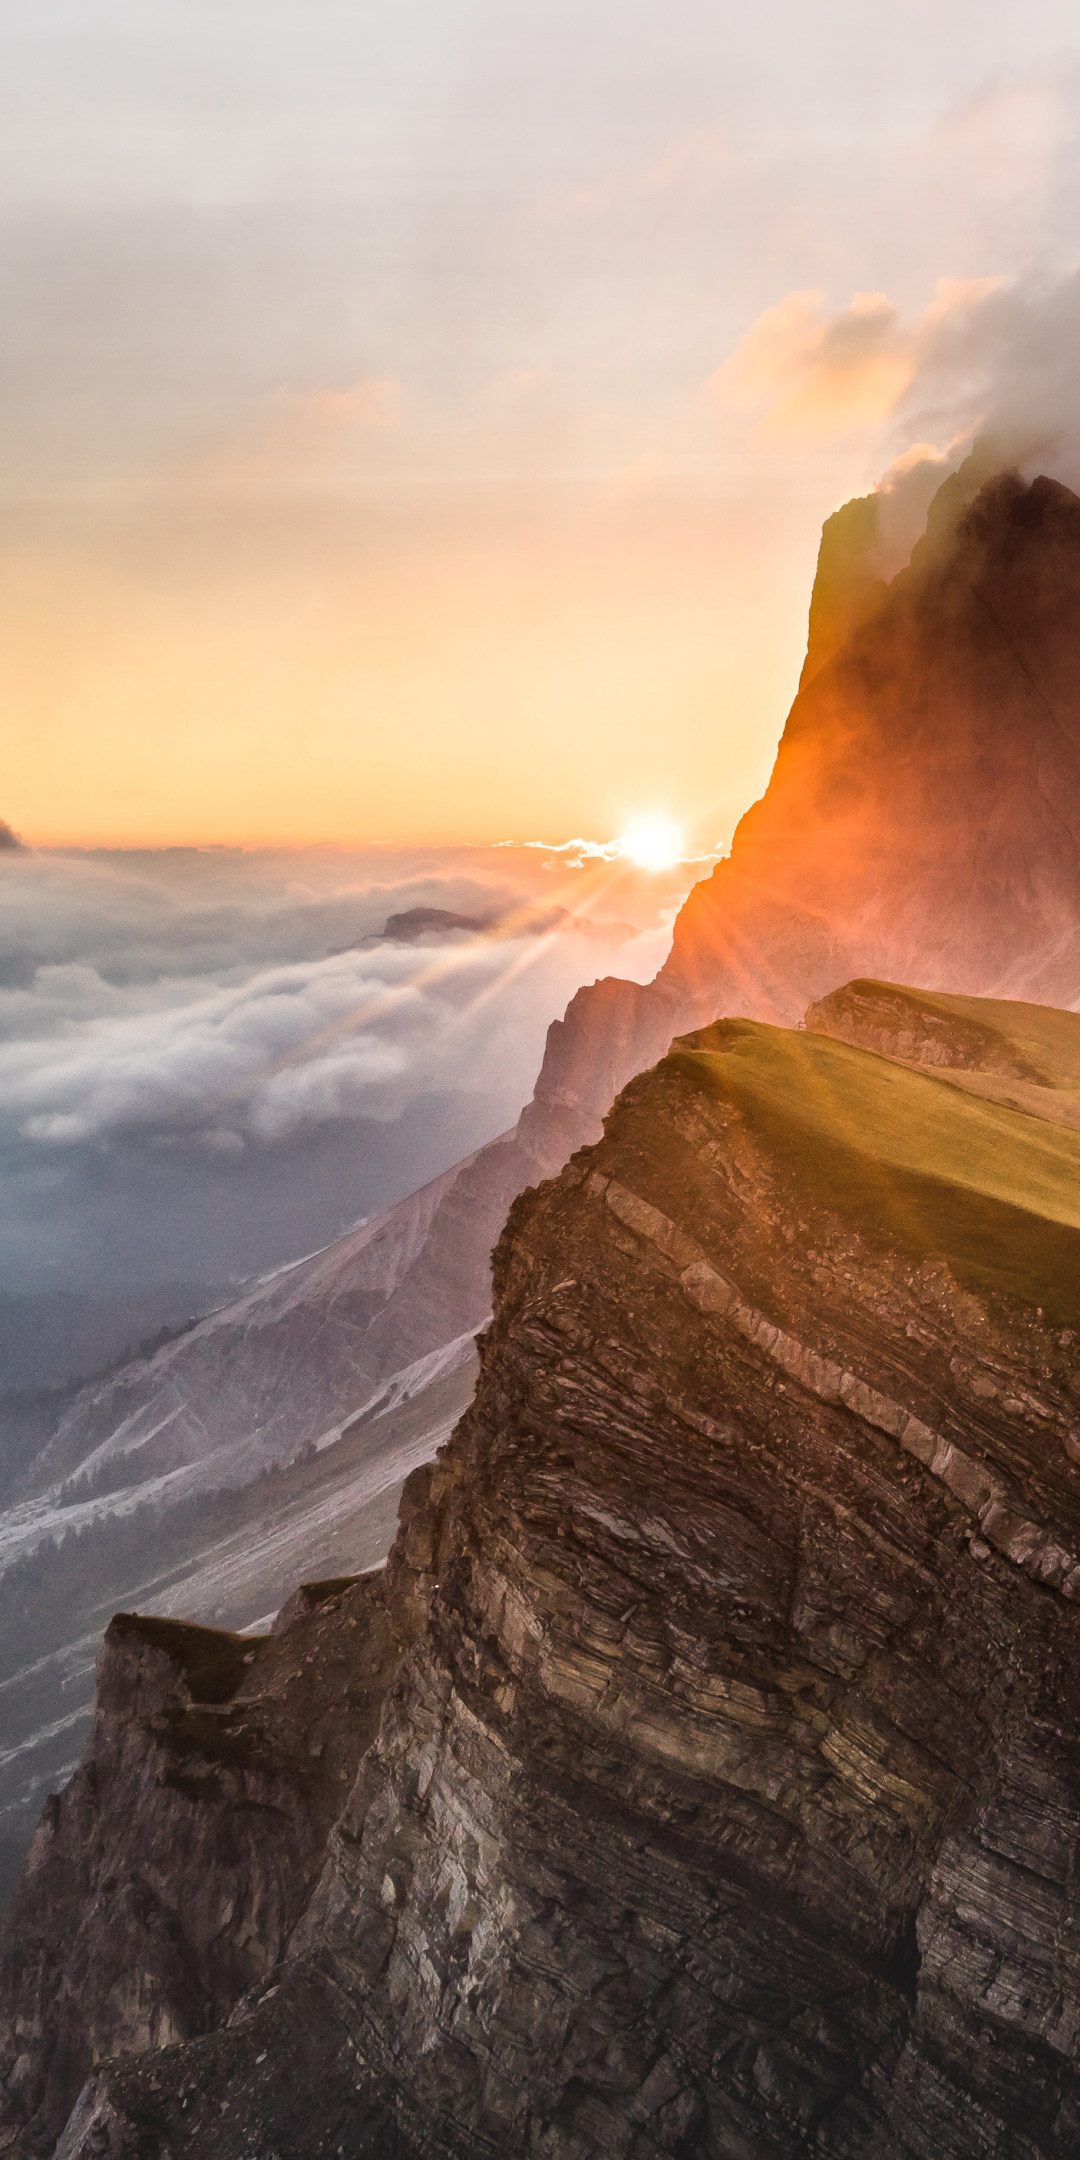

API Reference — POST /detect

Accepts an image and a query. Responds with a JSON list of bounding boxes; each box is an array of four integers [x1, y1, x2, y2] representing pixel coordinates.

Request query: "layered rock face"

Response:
[[12, 986, 1080, 2159], [0, 1574, 417, 2153]]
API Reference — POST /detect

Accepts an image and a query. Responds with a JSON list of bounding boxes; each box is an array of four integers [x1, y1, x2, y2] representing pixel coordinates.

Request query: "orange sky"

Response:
[[3, 481, 819, 853], [3, 3, 1079, 851]]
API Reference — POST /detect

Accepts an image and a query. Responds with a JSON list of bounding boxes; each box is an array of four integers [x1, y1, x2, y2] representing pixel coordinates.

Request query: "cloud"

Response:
[[4, 952, 419, 1146], [915, 79, 1064, 203], [708, 258, 1080, 593], [713, 277, 1003, 444], [709, 262, 1080, 556], [0, 843, 680, 1290], [0, 822, 26, 853]]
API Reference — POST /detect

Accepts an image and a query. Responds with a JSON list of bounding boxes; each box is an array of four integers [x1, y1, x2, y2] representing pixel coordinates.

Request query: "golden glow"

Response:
[[1, 489, 805, 852], [618, 814, 683, 871]]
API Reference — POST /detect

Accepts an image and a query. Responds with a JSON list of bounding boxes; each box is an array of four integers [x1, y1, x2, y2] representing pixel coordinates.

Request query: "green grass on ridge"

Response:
[[842, 980, 1080, 1097], [671, 1019, 1080, 1325]]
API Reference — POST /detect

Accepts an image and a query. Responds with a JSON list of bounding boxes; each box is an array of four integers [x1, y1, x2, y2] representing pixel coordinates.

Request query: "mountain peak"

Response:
[[662, 463, 1080, 1025]]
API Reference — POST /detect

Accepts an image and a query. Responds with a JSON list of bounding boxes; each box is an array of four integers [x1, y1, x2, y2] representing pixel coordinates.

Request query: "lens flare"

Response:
[[618, 814, 683, 871]]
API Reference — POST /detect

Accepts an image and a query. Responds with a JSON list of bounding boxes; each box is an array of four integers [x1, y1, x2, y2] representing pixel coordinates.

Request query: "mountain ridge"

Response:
[[7, 981, 1080, 2156]]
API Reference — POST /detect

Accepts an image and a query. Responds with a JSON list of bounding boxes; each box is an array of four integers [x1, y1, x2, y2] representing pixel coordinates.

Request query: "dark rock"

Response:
[[0, 1579, 415, 2152]]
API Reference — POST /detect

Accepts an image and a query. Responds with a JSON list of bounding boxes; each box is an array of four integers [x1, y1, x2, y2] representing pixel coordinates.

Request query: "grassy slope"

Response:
[[672, 1016, 1080, 1323], [857, 984, 1080, 1092], [836, 980, 1080, 1132]]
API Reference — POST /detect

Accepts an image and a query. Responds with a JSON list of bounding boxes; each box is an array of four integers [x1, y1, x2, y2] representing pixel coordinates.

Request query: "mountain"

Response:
[[379, 905, 636, 945], [380, 908, 489, 939], [5, 460, 1080, 1919], [662, 469, 1080, 1029], [537, 467, 1080, 1145], [6, 983, 1080, 2156]]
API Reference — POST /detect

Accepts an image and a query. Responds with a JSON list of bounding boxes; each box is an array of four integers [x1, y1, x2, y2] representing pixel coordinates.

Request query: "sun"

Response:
[[618, 814, 683, 871]]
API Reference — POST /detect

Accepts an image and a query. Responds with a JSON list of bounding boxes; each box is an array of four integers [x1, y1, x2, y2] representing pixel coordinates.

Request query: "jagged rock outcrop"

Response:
[[804, 979, 1045, 1077], [799, 491, 887, 687], [10, 986, 1080, 2158], [0, 1575, 419, 2153]]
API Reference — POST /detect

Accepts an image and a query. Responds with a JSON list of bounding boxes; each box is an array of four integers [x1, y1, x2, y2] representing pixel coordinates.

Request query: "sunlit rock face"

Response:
[[18, 993, 1080, 2159], [664, 472, 1080, 1028]]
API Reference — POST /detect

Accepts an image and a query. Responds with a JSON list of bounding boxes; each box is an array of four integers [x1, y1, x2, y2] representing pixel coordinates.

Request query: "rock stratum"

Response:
[[6, 982, 1080, 2158]]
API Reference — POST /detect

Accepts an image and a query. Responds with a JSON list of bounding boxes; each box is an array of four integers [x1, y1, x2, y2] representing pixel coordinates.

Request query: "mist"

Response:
[[0, 840, 692, 1314]]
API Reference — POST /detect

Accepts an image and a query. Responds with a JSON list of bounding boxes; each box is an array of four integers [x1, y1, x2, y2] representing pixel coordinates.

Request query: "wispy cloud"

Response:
[[712, 277, 1003, 445]]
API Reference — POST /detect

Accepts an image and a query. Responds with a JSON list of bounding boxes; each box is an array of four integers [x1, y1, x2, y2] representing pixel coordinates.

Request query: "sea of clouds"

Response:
[[0, 838, 694, 1310]]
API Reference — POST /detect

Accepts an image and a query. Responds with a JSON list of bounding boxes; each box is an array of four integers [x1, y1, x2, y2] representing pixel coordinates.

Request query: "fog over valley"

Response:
[[0, 837, 690, 1380]]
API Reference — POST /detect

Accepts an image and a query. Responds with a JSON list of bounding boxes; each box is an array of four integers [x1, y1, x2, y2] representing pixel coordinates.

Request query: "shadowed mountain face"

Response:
[[9, 988, 1080, 2159]]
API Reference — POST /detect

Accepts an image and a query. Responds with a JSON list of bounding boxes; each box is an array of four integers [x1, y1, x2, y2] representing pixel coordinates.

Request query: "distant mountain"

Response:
[[0, 1143, 541, 1915], [381, 906, 488, 939], [379, 902, 635, 944]]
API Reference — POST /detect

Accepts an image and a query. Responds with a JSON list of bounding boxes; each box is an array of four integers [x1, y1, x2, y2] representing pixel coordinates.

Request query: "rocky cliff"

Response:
[[7, 982, 1080, 2158], [0, 1107, 582, 1914]]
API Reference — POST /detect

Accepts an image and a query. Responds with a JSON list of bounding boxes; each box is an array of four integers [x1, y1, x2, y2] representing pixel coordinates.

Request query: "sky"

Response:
[[5, 1, 1080, 853], [6, 3, 1080, 1328]]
